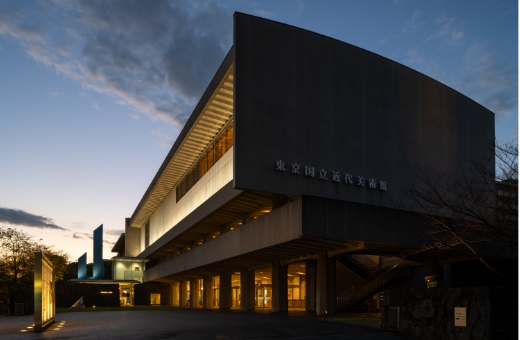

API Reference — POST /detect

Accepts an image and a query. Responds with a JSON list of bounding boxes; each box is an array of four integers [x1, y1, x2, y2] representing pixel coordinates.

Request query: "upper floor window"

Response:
[[176, 121, 233, 202]]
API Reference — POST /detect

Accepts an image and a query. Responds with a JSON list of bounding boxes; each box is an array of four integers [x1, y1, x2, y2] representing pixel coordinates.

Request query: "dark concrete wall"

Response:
[[302, 195, 424, 247], [134, 282, 172, 305], [233, 13, 494, 210], [56, 282, 119, 308]]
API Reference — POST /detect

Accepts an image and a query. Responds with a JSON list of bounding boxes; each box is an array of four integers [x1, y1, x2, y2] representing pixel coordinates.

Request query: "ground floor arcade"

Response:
[[167, 253, 337, 314]]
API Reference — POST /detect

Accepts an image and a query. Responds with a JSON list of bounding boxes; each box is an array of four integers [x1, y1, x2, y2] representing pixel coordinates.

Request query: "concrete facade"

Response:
[[124, 13, 496, 315]]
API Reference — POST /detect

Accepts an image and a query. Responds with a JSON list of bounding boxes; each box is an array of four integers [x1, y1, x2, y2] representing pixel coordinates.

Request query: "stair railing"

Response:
[[350, 254, 379, 272], [337, 263, 411, 310]]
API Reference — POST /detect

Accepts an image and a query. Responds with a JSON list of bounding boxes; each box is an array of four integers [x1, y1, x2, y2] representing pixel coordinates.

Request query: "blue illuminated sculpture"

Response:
[[77, 224, 103, 280]]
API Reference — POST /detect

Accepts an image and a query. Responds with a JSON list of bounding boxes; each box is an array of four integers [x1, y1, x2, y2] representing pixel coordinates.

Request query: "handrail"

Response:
[[336, 263, 411, 310], [350, 254, 378, 271]]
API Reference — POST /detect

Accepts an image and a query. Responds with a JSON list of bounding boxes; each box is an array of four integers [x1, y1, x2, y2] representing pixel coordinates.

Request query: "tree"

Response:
[[397, 140, 518, 281], [0, 227, 70, 283]]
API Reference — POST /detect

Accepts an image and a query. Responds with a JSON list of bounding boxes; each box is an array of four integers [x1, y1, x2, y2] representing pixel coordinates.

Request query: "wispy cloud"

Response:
[[152, 127, 177, 148], [0, 0, 232, 130], [91, 102, 100, 110], [456, 42, 517, 118], [50, 89, 64, 97], [72, 232, 92, 239], [405, 48, 451, 85], [0, 207, 67, 230], [105, 229, 124, 236], [255, 9, 274, 18], [428, 13, 465, 47], [401, 10, 422, 33]]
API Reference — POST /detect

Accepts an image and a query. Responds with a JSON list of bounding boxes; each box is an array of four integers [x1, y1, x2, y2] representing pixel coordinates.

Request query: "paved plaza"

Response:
[[0, 309, 411, 340]]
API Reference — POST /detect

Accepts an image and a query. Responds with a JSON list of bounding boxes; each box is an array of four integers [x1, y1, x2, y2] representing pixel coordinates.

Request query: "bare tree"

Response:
[[397, 140, 517, 281]]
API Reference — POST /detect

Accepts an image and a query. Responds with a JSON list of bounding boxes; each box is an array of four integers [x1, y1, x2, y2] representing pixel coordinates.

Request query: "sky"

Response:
[[0, 0, 517, 263]]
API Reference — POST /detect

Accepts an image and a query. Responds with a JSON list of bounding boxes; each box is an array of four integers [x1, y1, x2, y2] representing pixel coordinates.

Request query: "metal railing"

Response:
[[337, 263, 411, 310], [350, 254, 379, 272]]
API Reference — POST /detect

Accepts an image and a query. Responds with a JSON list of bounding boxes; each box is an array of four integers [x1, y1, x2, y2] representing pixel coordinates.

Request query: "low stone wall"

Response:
[[380, 287, 516, 340]]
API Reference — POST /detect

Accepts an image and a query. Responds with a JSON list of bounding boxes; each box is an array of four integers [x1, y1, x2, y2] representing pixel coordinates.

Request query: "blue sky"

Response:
[[0, 0, 517, 262]]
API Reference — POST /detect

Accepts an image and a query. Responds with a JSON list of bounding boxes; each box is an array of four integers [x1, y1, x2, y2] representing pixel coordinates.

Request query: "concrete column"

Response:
[[219, 272, 231, 309], [240, 269, 248, 310], [306, 260, 316, 312], [272, 261, 288, 312], [189, 280, 195, 307], [327, 257, 337, 315], [180, 280, 186, 307], [316, 251, 336, 315], [172, 281, 180, 306], [249, 269, 256, 309], [203, 276, 213, 308]]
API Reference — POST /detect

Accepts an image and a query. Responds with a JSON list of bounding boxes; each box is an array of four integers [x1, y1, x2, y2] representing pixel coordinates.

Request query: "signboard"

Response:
[[275, 160, 388, 191], [454, 307, 467, 327], [34, 252, 55, 332]]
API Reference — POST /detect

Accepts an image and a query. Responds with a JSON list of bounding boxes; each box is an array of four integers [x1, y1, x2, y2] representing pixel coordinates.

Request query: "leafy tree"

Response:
[[397, 140, 518, 281], [0, 227, 70, 283]]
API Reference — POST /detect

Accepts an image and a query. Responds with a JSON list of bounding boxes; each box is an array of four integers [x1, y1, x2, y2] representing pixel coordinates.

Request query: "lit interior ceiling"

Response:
[[131, 66, 234, 228]]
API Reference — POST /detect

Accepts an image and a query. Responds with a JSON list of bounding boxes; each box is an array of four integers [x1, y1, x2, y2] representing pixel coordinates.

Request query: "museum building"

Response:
[[119, 13, 495, 314]]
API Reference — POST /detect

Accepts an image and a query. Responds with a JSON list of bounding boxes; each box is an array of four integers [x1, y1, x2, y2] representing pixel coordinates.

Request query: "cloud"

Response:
[[255, 9, 274, 18], [405, 48, 451, 85], [72, 232, 93, 239], [91, 102, 100, 110], [401, 10, 422, 33], [0, 207, 67, 230], [105, 229, 124, 236], [152, 127, 177, 148], [0, 0, 232, 130], [456, 42, 517, 118], [50, 89, 63, 97], [428, 13, 464, 47]]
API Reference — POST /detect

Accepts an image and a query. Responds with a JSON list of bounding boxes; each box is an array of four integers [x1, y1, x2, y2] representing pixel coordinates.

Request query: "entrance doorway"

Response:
[[254, 267, 272, 308], [119, 284, 134, 306], [231, 272, 241, 308], [288, 262, 306, 310]]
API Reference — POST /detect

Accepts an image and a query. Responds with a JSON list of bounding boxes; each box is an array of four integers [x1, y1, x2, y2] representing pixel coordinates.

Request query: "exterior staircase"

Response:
[[336, 254, 378, 280], [336, 263, 412, 311]]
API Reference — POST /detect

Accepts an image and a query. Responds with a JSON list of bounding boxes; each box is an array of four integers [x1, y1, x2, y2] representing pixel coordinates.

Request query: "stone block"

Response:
[[414, 289, 426, 299], [446, 321, 454, 334], [417, 298, 428, 308], [472, 321, 486, 337], [449, 288, 461, 297], [413, 326, 423, 338], [460, 332, 471, 340], [412, 307, 421, 319], [475, 286, 489, 301], [421, 306, 435, 318], [468, 307, 480, 325]]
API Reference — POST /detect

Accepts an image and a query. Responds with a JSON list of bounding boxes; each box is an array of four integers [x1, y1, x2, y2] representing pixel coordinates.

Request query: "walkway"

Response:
[[0, 309, 411, 340]]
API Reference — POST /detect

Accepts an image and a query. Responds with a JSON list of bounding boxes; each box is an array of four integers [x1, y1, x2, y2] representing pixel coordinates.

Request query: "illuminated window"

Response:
[[150, 293, 160, 305], [176, 122, 233, 202]]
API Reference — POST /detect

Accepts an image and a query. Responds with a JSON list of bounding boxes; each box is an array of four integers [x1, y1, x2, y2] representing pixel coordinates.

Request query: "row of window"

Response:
[[176, 122, 234, 202]]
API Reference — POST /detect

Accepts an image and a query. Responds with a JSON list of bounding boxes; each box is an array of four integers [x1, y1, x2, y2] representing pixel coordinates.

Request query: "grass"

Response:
[[57, 305, 181, 313]]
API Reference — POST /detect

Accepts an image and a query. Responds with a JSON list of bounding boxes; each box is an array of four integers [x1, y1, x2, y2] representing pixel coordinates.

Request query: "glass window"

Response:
[[176, 121, 234, 202]]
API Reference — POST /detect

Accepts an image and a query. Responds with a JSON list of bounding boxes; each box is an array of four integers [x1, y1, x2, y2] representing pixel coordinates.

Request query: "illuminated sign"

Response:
[[34, 252, 55, 332]]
